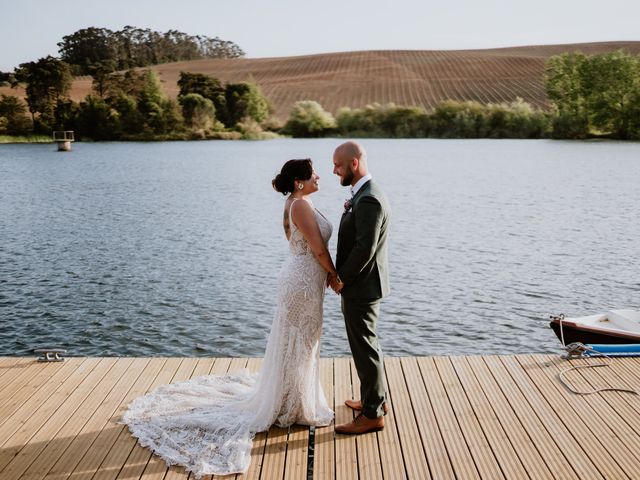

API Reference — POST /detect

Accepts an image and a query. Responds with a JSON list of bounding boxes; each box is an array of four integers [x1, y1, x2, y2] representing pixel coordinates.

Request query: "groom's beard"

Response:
[[341, 170, 354, 186]]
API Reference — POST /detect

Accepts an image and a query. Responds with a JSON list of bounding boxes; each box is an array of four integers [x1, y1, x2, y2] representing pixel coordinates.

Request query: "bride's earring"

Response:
[[298, 183, 304, 190]]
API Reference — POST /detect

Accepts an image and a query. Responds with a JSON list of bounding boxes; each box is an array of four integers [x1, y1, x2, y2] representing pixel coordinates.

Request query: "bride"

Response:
[[122, 158, 337, 477]]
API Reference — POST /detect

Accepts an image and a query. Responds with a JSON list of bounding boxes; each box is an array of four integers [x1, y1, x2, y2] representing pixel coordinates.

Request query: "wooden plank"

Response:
[[590, 357, 640, 426], [332, 357, 358, 480], [382, 357, 423, 479], [466, 356, 571, 479], [0, 361, 51, 417], [603, 356, 640, 382], [203, 357, 246, 480], [0, 358, 45, 394], [566, 357, 640, 447], [400, 357, 455, 480], [283, 424, 309, 480], [449, 356, 531, 479], [281, 357, 310, 480], [0, 357, 26, 381], [0, 358, 100, 472], [113, 359, 191, 480], [39, 358, 153, 480], [313, 358, 335, 480], [0, 357, 21, 367], [533, 355, 640, 469], [386, 357, 431, 479], [5, 358, 133, 480], [498, 355, 605, 480], [122, 358, 201, 480], [259, 425, 289, 480], [191, 357, 217, 378], [433, 356, 505, 479], [486, 355, 598, 479], [6, 354, 640, 480], [66, 357, 184, 480], [0, 361, 71, 424], [417, 357, 480, 480], [518, 355, 636, 478], [162, 360, 244, 480], [239, 357, 266, 480], [3, 358, 117, 478], [253, 355, 298, 480], [350, 358, 384, 480]]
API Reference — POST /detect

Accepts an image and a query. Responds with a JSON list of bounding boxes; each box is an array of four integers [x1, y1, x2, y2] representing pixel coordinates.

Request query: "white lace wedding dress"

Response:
[[122, 199, 334, 477]]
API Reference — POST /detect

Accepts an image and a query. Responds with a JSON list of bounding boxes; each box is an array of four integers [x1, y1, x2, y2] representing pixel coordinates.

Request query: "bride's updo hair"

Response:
[[272, 159, 313, 195]]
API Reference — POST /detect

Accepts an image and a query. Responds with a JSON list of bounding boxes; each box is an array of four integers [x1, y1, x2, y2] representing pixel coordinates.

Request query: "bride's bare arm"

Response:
[[290, 200, 337, 276]]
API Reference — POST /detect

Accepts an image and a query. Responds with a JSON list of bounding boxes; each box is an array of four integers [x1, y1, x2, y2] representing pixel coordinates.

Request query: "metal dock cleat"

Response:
[[34, 348, 67, 362]]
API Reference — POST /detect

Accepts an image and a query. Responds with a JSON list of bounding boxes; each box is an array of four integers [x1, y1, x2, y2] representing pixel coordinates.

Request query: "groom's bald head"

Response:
[[333, 141, 368, 186], [335, 141, 367, 166]]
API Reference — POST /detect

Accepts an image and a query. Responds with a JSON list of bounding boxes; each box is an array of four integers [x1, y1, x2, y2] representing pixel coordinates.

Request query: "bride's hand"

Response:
[[328, 274, 344, 294]]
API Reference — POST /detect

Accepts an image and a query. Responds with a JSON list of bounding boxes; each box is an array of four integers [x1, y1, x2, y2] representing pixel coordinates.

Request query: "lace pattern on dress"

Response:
[[121, 199, 334, 477]]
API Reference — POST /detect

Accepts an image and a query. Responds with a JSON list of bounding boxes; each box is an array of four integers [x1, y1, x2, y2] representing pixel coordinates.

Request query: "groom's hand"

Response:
[[330, 276, 344, 294]]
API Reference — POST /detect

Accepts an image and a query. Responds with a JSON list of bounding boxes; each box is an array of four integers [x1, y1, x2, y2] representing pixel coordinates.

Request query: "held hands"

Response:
[[327, 272, 344, 294]]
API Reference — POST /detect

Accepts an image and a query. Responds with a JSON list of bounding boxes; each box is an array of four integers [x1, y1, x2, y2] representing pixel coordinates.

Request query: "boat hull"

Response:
[[550, 319, 640, 345]]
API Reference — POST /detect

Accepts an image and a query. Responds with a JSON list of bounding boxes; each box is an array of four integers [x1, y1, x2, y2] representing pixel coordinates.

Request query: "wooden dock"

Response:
[[1, 354, 640, 479]]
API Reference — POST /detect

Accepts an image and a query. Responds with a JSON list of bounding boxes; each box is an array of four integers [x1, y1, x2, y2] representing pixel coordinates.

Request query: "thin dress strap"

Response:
[[289, 198, 314, 226], [288, 198, 299, 227]]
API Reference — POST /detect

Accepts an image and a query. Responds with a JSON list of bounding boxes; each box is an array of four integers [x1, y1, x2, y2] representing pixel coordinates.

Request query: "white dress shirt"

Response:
[[351, 173, 373, 197]]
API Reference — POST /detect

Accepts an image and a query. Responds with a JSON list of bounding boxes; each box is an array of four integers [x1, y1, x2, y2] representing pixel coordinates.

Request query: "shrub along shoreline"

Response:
[[1, 50, 639, 142]]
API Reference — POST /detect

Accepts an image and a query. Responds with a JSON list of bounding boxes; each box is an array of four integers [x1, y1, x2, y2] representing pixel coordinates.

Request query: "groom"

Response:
[[331, 141, 390, 435]]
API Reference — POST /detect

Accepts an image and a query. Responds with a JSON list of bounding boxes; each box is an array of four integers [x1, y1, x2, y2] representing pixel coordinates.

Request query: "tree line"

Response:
[[283, 50, 640, 140], [59, 26, 244, 76], [545, 50, 640, 139], [1, 60, 271, 140], [1, 49, 639, 140]]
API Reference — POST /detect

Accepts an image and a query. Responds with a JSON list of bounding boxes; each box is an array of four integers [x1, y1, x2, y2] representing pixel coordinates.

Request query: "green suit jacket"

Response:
[[337, 180, 390, 300]]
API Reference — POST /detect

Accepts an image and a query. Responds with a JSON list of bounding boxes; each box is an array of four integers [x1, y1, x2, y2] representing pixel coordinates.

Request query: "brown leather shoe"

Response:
[[344, 399, 389, 416], [335, 413, 384, 435]]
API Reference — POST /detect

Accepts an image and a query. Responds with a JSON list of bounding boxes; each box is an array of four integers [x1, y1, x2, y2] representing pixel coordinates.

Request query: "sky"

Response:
[[1, 0, 639, 71]]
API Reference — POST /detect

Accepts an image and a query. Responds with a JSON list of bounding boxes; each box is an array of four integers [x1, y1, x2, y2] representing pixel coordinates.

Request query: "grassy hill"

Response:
[[3, 41, 639, 121]]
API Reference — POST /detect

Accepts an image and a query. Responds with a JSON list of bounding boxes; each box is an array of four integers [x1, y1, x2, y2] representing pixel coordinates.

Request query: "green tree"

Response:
[[486, 99, 549, 138], [336, 103, 429, 137], [58, 26, 245, 73], [430, 100, 487, 138], [284, 100, 335, 137], [100, 69, 148, 100], [178, 72, 224, 99], [579, 51, 640, 139], [53, 98, 78, 131], [546, 50, 640, 139], [0, 70, 15, 86], [0, 94, 32, 134], [224, 82, 270, 127], [110, 94, 144, 136], [14, 56, 73, 131], [545, 53, 590, 139], [89, 59, 118, 98], [137, 70, 182, 134], [58, 27, 118, 75], [179, 93, 220, 135], [177, 72, 226, 121], [76, 96, 120, 140]]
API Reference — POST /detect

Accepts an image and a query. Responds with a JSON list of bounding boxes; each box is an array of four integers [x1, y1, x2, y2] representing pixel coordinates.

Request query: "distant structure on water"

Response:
[[53, 131, 74, 151]]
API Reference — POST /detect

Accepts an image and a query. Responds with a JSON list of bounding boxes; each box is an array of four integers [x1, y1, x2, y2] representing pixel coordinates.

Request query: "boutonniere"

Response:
[[344, 198, 353, 213]]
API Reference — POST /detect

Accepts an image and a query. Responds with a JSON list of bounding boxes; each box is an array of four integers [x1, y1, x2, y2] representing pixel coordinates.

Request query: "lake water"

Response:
[[1, 139, 639, 358]]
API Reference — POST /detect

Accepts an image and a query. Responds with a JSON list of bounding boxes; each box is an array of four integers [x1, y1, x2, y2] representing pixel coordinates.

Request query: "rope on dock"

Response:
[[559, 343, 639, 396]]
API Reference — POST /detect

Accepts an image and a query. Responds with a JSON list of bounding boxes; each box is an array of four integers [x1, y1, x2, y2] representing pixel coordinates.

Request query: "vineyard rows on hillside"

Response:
[[2, 42, 639, 121]]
